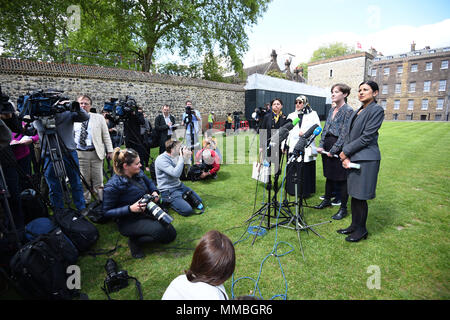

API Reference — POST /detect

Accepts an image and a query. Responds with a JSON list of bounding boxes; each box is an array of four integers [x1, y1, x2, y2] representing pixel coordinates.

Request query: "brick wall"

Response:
[[0, 57, 245, 126]]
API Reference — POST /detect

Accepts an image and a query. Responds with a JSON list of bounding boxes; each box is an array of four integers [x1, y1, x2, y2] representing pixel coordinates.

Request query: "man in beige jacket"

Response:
[[74, 95, 113, 202]]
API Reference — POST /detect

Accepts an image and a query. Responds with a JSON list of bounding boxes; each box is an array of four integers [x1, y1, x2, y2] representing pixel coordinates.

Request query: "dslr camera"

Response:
[[104, 258, 130, 293], [139, 194, 174, 226]]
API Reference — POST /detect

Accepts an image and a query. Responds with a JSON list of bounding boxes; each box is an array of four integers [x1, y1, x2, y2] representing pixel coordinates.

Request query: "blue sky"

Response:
[[243, 0, 450, 67]]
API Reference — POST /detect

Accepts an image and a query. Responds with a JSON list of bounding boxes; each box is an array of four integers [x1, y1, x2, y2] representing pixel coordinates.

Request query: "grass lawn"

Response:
[[74, 121, 449, 300]]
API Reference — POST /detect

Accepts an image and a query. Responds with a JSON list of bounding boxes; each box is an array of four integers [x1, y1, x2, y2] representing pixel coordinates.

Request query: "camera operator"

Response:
[[154, 139, 204, 216], [123, 100, 147, 168], [0, 101, 26, 238], [74, 95, 114, 202], [102, 109, 121, 148], [182, 101, 202, 149], [194, 147, 220, 180], [33, 98, 89, 213], [103, 148, 176, 259]]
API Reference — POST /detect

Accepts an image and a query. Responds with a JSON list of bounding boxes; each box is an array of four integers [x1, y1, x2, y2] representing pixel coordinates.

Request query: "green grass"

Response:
[[74, 122, 449, 299]]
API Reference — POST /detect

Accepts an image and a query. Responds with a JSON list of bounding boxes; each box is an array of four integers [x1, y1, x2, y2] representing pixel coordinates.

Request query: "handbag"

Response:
[[251, 154, 270, 184]]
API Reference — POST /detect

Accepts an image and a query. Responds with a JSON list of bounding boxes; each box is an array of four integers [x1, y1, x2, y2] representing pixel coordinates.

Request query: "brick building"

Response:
[[370, 43, 450, 121]]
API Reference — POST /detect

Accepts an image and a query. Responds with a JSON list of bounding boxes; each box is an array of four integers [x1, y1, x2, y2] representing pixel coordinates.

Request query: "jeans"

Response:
[[44, 149, 86, 211], [160, 184, 202, 217]]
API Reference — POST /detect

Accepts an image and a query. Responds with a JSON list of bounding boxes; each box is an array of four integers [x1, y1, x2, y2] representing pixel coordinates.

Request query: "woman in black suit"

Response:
[[338, 81, 384, 242]]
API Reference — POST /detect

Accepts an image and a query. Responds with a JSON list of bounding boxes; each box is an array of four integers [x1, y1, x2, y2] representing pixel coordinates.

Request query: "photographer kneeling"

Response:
[[155, 140, 204, 216], [103, 148, 176, 259], [194, 148, 220, 180]]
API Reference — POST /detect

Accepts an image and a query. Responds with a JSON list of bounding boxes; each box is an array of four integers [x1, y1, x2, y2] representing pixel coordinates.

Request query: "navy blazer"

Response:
[[342, 101, 384, 161], [103, 171, 158, 218]]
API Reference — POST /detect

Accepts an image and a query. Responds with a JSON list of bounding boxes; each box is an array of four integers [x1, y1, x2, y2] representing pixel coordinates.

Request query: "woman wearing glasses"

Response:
[[284, 95, 321, 198], [103, 147, 176, 258]]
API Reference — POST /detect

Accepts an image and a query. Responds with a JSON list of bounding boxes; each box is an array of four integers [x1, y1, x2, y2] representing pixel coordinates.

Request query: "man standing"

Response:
[[207, 111, 215, 130], [182, 100, 202, 149], [155, 104, 176, 154], [74, 95, 113, 202]]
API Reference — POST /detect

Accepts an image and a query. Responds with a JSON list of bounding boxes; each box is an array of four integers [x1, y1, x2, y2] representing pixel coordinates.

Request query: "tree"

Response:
[[266, 70, 287, 80], [310, 42, 358, 62], [0, 0, 271, 76]]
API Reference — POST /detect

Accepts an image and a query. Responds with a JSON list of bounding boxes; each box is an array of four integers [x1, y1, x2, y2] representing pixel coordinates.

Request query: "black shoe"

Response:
[[336, 226, 355, 235], [345, 231, 368, 242], [332, 207, 348, 220], [314, 199, 332, 209], [319, 194, 326, 200], [128, 239, 145, 259], [331, 198, 341, 206]]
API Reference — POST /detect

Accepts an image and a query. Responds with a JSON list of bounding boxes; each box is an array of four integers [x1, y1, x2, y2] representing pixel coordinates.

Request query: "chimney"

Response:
[[270, 49, 277, 63], [411, 41, 416, 52], [369, 47, 378, 57], [425, 46, 430, 50]]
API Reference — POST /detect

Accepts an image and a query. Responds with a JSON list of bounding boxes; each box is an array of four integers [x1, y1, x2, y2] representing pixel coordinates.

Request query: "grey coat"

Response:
[[343, 101, 384, 200]]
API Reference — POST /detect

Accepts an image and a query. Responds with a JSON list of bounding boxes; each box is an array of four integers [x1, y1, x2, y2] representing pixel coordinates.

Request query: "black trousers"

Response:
[[325, 179, 348, 208], [350, 197, 368, 235], [117, 216, 176, 245]]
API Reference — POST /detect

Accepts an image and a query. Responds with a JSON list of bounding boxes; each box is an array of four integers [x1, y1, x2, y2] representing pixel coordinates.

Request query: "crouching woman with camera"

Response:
[[103, 148, 176, 259]]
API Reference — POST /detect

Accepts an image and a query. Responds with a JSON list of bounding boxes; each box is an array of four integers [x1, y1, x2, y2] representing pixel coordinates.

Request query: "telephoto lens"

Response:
[[146, 202, 174, 225]]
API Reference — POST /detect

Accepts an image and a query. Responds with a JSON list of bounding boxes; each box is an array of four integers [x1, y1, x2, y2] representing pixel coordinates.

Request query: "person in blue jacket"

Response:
[[103, 147, 176, 258]]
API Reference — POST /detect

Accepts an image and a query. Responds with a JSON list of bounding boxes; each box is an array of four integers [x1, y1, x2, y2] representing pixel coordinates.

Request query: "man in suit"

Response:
[[155, 104, 176, 154], [74, 95, 114, 202]]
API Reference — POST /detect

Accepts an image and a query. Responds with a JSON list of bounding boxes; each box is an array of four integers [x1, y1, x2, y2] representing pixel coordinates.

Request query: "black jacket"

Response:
[[155, 114, 176, 143]]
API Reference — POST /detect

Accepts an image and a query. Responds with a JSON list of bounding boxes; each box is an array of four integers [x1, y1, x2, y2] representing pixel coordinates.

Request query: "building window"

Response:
[[384, 67, 390, 75], [421, 99, 429, 110], [411, 64, 418, 72], [397, 65, 403, 74], [406, 114, 413, 120], [381, 100, 387, 110], [408, 100, 414, 110], [435, 114, 442, 121], [437, 98, 444, 110], [394, 100, 400, 110], [395, 83, 401, 94], [425, 62, 433, 71], [441, 60, 449, 69], [382, 84, 388, 94], [393, 113, 399, 120], [409, 82, 416, 93], [371, 69, 377, 76], [423, 80, 431, 92], [439, 80, 447, 91]]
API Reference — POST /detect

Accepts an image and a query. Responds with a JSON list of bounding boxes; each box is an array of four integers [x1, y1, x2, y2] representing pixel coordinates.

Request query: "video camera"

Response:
[[139, 194, 174, 226], [102, 96, 138, 122], [17, 89, 80, 120]]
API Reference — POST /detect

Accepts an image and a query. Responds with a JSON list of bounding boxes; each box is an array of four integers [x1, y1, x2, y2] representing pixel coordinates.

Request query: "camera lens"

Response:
[[146, 202, 173, 225]]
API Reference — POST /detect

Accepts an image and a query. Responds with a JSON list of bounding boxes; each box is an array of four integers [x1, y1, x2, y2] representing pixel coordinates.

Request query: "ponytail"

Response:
[[112, 147, 139, 175]]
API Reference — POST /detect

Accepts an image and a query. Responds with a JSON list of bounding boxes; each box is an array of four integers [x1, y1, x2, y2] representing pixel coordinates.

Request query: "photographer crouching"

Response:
[[155, 140, 204, 216], [102, 148, 176, 259]]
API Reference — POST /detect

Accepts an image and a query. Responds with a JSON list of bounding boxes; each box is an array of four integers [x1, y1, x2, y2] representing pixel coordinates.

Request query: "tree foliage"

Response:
[[0, 0, 271, 76], [309, 42, 358, 62]]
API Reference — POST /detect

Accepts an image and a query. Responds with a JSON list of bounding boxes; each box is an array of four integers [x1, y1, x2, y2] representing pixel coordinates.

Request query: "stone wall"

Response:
[[308, 53, 373, 109], [0, 57, 245, 126]]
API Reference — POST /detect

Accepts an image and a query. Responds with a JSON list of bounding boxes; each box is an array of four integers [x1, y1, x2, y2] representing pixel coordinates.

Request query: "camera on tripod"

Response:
[[102, 96, 138, 122], [103, 258, 130, 293], [139, 194, 174, 226], [17, 89, 80, 121]]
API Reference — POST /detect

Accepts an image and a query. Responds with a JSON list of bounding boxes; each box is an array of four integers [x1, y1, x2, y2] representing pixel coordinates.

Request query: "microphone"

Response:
[[318, 150, 360, 169], [287, 125, 322, 164], [268, 117, 300, 148]]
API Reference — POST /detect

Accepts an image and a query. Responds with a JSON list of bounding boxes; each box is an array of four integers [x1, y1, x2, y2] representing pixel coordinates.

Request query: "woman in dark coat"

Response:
[[338, 81, 384, 242], [103, 147, 176, 258], [315, 84, 354, 220]]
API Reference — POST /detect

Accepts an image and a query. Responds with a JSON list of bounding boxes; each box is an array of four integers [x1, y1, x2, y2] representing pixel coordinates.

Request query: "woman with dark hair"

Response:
[[314, 84, 354, 220], [162, 230, 235, 300], [103, 147, 176, 258], [284, 95, 321, 198], [338, 81, 384, 242]]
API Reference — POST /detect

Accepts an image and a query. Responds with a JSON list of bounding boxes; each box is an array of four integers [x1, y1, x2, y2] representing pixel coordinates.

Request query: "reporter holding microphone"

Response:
[[338, 81, 384, 242]]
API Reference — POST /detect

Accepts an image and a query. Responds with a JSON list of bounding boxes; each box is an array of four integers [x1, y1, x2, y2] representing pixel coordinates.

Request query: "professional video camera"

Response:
[[102, 96, 138, 122], [139, 194, 174, 226], [17, 89, 80, 120]]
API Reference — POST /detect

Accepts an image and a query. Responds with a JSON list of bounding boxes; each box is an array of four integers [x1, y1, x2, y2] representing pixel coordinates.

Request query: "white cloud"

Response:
[[243, 19, 450, 68]]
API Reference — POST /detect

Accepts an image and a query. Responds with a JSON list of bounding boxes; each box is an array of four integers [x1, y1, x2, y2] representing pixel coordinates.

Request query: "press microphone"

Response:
[[287, 125, 322, 164], [268, 117, 300, 148]]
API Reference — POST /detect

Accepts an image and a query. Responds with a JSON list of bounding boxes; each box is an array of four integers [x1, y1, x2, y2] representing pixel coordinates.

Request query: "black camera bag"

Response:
[[85, 200, 110, 224], [9, 231, 78, 299], [54, 208, 99, 253]]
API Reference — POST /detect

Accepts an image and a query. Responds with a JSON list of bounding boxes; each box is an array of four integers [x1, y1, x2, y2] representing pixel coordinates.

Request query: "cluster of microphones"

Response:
[[267, 117, 360, 169]]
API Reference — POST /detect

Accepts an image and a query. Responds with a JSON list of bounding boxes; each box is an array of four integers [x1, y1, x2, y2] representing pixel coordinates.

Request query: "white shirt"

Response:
[[284, 110, 321, 163], [164, 114, 173, 136], [161, 274, 228, 300], [73, 119, 94, 150]]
